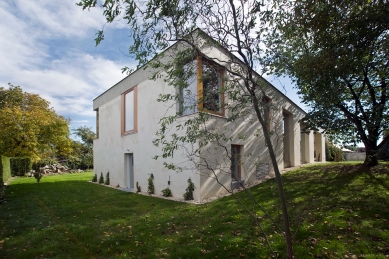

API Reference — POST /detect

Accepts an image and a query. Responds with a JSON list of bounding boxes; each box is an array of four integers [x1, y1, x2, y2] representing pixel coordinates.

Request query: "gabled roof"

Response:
[[93, 29, 306, 115]]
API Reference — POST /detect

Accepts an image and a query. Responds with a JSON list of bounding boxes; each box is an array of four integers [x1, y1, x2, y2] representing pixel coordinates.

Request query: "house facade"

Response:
[[93, 34, 326, 201]]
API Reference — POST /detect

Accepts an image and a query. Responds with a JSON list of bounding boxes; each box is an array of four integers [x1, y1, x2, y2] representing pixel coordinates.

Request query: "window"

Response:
[[200, 61, 223, 114], [95, 108, 99, 139], [231, 145, 241, 180], [179, 61, 198, 116], [121, 86, 137, 135], [179, 58, 224, 116]]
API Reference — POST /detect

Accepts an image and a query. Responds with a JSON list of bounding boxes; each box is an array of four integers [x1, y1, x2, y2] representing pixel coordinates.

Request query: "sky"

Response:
[[0, 0, 305, 138]]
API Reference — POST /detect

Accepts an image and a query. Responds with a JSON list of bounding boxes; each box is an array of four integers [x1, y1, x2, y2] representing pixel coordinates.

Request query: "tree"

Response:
[[0, 84, 72, 162], [68, 126, 95, 169], [78, 0, 293, 256], [267, 0, 389, 166]]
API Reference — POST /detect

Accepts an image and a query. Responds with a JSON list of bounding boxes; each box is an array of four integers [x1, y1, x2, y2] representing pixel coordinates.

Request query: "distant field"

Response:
[[0, 163, 388, 258]]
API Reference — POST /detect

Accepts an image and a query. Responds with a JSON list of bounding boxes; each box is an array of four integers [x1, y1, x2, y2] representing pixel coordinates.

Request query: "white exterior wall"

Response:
[[94, 78, 201, 200], [93, 37, 326, 201]]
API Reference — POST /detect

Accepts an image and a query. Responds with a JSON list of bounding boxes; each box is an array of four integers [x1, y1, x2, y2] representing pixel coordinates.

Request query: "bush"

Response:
[[183, 178, 195, 200], [147, 174, 154, 195], [33, 171, 42, 183], [92, 174, 97, 182], [99, 172, 104, 184], [325, 141, 344, 162], [10, 157, 32, 176], [0, 156, 11, 185], [161, 187, 173, 197], [136, 182, 141, 192], [105, 171, 110, 185]]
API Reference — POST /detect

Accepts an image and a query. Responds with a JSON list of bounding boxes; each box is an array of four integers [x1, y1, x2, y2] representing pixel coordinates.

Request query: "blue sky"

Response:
[[0, 0, 305, 138]]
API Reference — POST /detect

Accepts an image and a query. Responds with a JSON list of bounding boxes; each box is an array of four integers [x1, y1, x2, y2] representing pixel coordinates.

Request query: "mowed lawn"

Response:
[[0, 163, 388, 258]]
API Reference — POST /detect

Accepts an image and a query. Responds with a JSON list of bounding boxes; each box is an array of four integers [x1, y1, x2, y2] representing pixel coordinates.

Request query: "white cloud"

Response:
[[0, 0, 132, 124]]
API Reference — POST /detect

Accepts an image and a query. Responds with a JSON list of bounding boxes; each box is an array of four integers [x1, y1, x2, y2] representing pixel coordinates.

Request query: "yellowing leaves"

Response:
[[0, 84, 72, 161]]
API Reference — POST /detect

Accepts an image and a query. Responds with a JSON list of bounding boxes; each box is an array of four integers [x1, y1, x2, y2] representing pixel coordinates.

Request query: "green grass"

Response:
[[0, 163, 388, 258]]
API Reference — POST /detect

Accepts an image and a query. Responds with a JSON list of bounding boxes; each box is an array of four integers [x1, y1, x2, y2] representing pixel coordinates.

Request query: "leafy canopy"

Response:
[[0, 84, 72, 161], [268, 0, 389, 165]]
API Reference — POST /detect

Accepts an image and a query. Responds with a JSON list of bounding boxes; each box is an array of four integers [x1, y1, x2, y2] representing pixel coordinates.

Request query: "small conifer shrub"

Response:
[[33, 171, 42, 183], [183, 178, 195, 200], [147, 173, 154, 195], [92, 174, 97, 182], [99, 172, 104, 184], [105, 171, 110, 185], [161, 188, 172, 197]]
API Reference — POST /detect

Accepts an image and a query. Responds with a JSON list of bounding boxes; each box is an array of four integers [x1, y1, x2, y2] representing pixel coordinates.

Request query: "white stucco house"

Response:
[[93, 31, 326, 201]]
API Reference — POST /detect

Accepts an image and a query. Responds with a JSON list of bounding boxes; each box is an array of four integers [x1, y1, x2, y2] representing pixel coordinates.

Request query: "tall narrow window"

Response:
[[179, 60, 198, 116], [122, 86, 137, 135], [199, 60, 224, 115], [95, 108, 99, 139], [231, 145, 241, 180]]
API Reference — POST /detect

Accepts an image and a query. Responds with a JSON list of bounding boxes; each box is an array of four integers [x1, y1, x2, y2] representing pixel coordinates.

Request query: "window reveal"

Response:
[[122, 86, 137, 135]]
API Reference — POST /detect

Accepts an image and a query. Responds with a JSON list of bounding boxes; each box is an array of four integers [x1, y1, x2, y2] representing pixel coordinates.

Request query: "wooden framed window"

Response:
[[198, 58, 225, 116], [121, 86, 138, 135], [179, 58, 225, 117], [231, 145, 242, 180], [95, 108, 99, 139]]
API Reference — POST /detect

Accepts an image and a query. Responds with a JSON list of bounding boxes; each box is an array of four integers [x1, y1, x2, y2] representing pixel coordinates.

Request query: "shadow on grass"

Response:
[[1, 165, 389, 258]]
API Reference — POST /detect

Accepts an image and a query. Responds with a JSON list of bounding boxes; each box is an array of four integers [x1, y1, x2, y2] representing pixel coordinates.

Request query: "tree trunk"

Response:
[[364, 143, 379, 166], [252, 96, 293, 258]]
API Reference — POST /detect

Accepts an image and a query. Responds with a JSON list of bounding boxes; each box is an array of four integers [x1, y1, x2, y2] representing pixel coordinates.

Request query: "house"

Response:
[[93, 31, 326, 201]]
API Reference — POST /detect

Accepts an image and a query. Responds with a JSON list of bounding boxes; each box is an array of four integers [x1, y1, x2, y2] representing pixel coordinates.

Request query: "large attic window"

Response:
[[179, 58, 224, 117]]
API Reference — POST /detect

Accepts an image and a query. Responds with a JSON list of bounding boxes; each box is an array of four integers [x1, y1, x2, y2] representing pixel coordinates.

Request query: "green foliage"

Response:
[[268, 0, 389, 166], [161, 187, 172, 197], [147, 174, 154, 195], [0, 156, 11, 185], [183, 178, 195, 201], [98, 172, 104, 184], [325, 142, 344, 162], [92, 174, 97, 182], [10, 157, 32, 176], [33, 171, 42, 183], [136, 181, 141, 192], [0, 84, 73, 162], [105, 171, 110, 185], [67, 126, 96, 170]]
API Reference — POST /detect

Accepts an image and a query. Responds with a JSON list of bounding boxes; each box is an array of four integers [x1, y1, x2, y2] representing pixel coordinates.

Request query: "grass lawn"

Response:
[[0, 163, 388, 258]]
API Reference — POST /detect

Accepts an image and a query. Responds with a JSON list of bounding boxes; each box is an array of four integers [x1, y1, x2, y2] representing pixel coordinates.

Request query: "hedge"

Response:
[[10, 157, 32, 176], [0, 156, 11, 185]]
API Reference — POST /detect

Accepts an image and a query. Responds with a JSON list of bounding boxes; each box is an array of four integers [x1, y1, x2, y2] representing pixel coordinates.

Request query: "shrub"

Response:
[[147, 174, 154, 195], [325, 141, 344, 162], [0, 156, 11, 185], [10, 157, 32, 176], [99, 172, 104, 184], [105, 171, 110, 185], [161, 187, 173, 197], [136, 182, 141, 192], [183, 178, 195, 200], [33, 171, 42, 183], [92, 174, 97, 182]]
